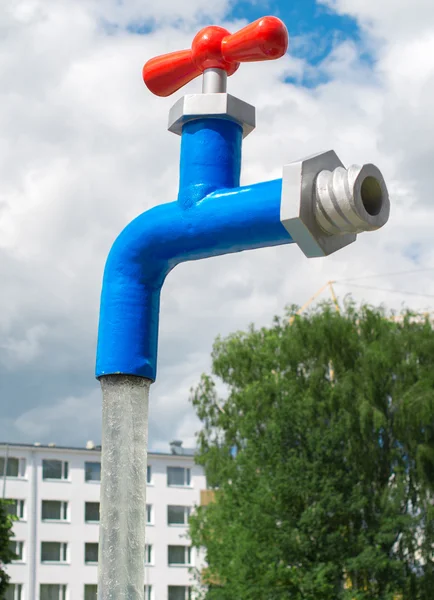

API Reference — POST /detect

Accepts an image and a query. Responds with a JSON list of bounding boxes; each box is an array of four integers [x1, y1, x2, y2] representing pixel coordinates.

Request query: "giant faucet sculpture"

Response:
[[95, 16, 390, 600]]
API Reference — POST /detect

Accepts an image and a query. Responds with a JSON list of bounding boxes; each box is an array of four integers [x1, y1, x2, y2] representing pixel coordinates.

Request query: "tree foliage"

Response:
[[189, 304, 434, 599], [0, 499, 17, 598]]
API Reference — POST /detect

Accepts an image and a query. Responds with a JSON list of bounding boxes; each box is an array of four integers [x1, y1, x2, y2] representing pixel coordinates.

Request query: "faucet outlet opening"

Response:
[[360, 175, 383, 216]]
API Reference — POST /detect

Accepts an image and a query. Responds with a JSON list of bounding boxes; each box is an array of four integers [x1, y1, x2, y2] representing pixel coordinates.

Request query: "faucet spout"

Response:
[[96, 175, 293, 381]]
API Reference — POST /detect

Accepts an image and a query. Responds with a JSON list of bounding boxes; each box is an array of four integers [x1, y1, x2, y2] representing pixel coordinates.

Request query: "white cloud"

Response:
[[0, 324, 48, 368], [321, 0, 434, 40], [11, 389, 102, 444], [1, 0, 434, 450]]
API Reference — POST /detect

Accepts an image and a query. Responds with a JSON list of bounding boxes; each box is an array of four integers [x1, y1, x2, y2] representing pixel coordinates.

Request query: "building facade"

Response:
[[0, 441, 206, 600]]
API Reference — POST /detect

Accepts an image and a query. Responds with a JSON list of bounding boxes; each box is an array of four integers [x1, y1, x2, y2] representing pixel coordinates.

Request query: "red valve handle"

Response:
[[143, 16, 288, 97]]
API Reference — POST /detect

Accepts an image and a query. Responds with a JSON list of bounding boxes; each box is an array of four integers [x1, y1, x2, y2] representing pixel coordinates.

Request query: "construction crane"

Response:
[[291, 280, 434, 325], [289, 280, 340, 324]]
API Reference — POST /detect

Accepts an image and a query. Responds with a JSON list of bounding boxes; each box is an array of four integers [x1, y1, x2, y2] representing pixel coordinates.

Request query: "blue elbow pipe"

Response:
[[96, 118, 293, 381]]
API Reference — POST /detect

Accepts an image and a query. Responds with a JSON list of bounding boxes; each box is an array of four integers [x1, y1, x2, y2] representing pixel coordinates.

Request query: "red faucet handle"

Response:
[[143, 16, 289, 97], [222, 16, 288, 63], [142, 50, 201, 98]]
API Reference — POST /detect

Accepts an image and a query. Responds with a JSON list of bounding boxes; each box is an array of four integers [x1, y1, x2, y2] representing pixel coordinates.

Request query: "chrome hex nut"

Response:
[[168, 93, 256, 138]]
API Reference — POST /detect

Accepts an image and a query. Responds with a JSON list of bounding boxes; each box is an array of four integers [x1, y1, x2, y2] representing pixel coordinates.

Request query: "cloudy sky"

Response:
[[1, 0, 434, 452]]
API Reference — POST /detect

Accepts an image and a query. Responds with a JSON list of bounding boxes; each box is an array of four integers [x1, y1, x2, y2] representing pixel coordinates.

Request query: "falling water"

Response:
[[98, 375, 151, 600]]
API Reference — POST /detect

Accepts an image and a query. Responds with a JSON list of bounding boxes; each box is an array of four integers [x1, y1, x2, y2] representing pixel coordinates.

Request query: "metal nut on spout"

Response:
[[280, 150, 390, 258], [314, 164, 390, 236], [168, 93, 256, 138]]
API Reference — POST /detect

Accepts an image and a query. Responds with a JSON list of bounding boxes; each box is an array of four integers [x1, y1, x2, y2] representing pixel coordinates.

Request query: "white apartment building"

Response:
[[0, 440, 207, 600]]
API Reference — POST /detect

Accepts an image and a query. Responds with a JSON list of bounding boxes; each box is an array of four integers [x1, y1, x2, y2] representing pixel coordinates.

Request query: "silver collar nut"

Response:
[[280, 150, 390, 258], [168, 93, 256, 138]]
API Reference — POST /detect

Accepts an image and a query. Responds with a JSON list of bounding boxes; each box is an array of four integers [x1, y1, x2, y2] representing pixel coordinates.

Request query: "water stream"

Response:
[[98, 375, 151, 599]]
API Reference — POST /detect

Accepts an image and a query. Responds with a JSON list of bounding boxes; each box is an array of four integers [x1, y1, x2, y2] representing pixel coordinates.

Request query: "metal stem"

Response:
[[202, 68, 227, 94]]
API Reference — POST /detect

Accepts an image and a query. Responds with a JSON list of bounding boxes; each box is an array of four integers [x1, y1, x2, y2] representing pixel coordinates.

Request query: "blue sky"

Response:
[[228, 0, 360, 65], [228, 0, 366, 87]]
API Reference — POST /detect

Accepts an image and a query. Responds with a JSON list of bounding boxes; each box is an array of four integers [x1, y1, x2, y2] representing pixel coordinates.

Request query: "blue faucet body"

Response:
[[96, 117, 293, 381]]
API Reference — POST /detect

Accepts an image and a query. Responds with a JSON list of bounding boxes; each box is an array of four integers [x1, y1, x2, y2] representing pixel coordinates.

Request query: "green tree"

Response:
[[0, 499, 18, 598], [189, 304, 434, 600]]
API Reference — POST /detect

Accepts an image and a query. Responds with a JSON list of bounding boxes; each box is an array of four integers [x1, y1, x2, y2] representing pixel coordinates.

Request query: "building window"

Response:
[[146, 504, 153, 525], [84, 583, 98, 600], [145, 544, 152, 565], [85, 542, 99, 564], [144, 585, 152, 600], [167, 467, 191, 487], [41, 542, 68, 563], [167, 505, 191, 526], [42, 460, 68, 481], [84, 584, 97, 600], [147, 465, 152, 484], [0, 457, 25, 478], [9, 540, 24, 561], [41, 501, 68, 521], [168, 545, 192, 566], [85, 462, 101, 482], [4, 583, 23, 600], [40, 584, 67, 600], [168, 586, 191, 600], [5, 499, 25, 520], [85, 502, 100, 523]]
